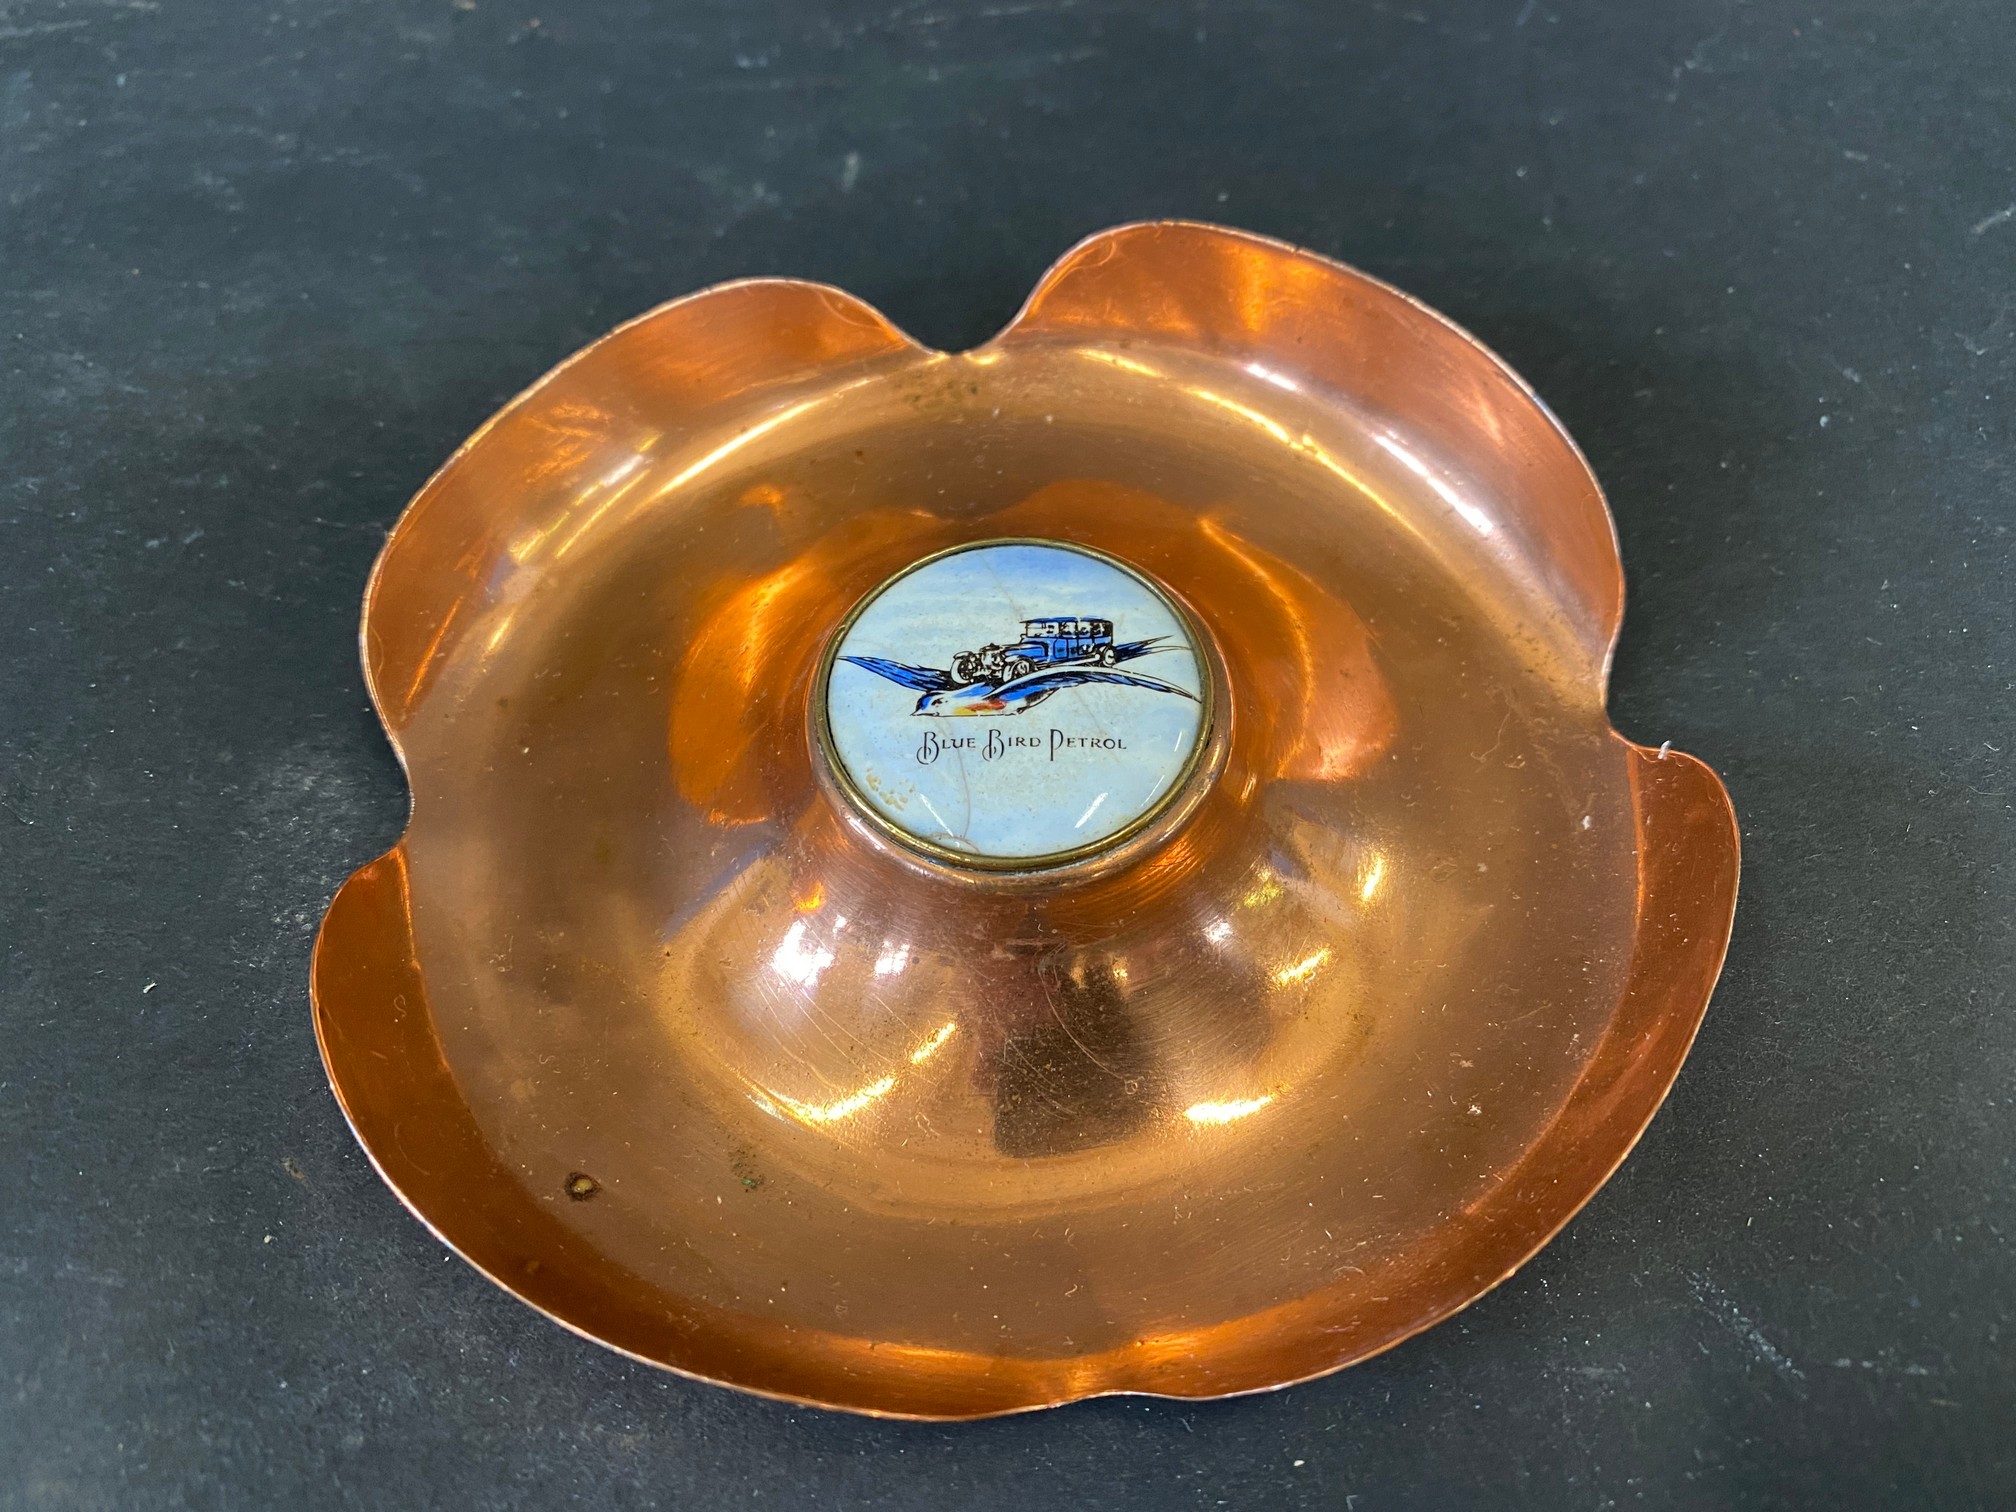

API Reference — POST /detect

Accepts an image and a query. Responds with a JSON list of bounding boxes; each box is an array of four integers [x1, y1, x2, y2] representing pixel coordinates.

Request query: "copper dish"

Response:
[[311, 222, 1739, 1418]]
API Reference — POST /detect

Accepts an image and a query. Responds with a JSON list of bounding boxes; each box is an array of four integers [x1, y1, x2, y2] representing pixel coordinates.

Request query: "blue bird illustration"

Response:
[[839, 633, 1195, 717]]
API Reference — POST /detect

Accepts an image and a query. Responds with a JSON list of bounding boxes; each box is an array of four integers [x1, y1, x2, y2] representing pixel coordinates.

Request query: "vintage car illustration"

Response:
[[838, 611, 1194, 717], [950, 617, 1118, 686]]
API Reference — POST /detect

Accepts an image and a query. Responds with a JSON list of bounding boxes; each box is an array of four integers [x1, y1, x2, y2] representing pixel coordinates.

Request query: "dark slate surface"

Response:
[[2, 0, 2011, 1506]]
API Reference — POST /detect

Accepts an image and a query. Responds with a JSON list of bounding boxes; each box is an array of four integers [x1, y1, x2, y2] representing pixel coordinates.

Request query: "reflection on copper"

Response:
[[399, 594, 464, 713], [313, 221, 1739, 1420], [658, 394, 835, 498], [756, 1077, 898, 1127], [1077, 346, 1444, 570], [909, 1021, 958, 1064], [755, 1018, 955, 1129], [1242, 869, 1284, 909], [509, 438, 661, 566], [1358, 854, 1388, 904], [668, 507, 946, 826], [1243, 360, 1302, 394], [552, 451, 657, 560], [1369, 426, 1496, 538], [769, 920, 836, 988], [1185, 1095, 1275, 1126], [1273, 949, 1331, 987], [517, 400, 615, 487]]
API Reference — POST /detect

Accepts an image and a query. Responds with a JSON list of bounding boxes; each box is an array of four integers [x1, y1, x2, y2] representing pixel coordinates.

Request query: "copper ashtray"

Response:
[[312, 222, 1738, 1418]]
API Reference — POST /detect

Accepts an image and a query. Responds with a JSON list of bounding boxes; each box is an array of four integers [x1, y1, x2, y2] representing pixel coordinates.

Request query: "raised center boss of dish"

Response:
[[819, 539, 1209, 868]]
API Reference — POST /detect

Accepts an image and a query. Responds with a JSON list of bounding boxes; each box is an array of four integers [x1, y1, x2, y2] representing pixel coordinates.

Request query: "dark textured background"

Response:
[[2, 0, 2012, 1506]]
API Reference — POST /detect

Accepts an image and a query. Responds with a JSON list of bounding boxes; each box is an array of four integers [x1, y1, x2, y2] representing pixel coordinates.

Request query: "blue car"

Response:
[[952, 616, 1116, 685]]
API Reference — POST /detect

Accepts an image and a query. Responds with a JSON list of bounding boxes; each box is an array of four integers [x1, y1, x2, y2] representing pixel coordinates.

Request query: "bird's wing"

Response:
[[1110, 636, 1170, 665], [838, 655, 959, 693], [999, 666, 1199, 702]]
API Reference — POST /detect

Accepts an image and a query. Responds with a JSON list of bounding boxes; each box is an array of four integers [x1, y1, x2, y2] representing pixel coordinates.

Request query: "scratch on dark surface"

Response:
[[1970, 205, 2014, 236], [977, 0, 1083, 16], [1832, 1356, 1940, 1379], [895, 0, 1084, 23], [0, 19, 91, 40], [1690, 1273, 1805, 1387], [1678, 26, 1728, 74]]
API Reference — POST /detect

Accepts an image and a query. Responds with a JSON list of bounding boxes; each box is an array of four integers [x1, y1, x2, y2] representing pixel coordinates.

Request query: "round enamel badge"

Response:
[[818, 539, 1211, 868]]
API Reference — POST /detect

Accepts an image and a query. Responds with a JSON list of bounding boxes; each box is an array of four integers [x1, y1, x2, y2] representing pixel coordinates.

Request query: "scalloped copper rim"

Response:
[[312, 222, 1739, 1420]]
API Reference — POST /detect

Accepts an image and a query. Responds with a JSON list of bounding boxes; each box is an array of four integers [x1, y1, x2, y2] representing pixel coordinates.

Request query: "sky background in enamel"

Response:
[[827, 542, 1205, 858]]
